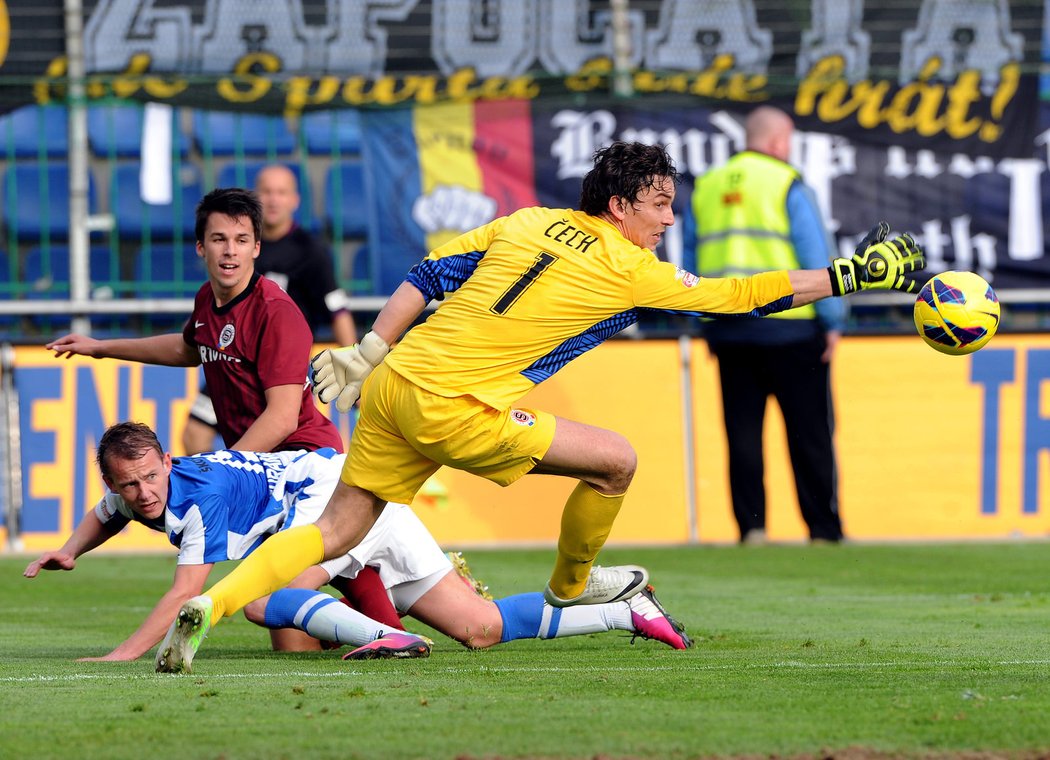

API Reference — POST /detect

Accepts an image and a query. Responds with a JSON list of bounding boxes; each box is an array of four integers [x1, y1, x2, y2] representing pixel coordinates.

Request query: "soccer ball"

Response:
[[913, 271, 1000, 356]]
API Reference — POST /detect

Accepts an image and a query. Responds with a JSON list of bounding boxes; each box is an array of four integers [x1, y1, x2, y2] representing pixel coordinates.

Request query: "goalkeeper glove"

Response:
[[310, 331, 390, 413], [828, 222, 926, 296]]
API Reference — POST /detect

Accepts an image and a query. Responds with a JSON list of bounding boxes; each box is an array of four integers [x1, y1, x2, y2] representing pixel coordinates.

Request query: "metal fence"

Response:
[[0, 101, 379, 340]]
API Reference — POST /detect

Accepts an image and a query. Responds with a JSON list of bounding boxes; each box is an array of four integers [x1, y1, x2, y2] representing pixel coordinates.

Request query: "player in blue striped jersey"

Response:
[[23, 422, 385, 662], [25, 422, 691, 669], [103, 448, 302, 565]]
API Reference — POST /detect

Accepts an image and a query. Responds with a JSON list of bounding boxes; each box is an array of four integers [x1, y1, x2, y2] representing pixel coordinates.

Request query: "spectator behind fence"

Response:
[[182, 165, 357, 455], [692, 106, 847, 545]]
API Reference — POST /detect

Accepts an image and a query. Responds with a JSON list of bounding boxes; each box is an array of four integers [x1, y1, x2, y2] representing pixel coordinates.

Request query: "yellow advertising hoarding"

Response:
[[10, 350, 199, 554], [693, 335, 1049, 542], [6, 335, 1049, 552], [6, 342, 689, 552]]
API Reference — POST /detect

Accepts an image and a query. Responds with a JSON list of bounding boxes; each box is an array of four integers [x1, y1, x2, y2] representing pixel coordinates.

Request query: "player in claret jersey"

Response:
[[181, 165, 358, 456], [47, 187, 341, 454]]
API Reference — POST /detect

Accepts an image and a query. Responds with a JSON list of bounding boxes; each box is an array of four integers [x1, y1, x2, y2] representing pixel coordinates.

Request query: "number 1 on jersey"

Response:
[[491, 251, 559, 315]]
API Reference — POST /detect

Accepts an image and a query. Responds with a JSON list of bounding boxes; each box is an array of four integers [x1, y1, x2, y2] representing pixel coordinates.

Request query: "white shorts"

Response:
[[279, 451, 452, 612], [189, 387, 218, 427]]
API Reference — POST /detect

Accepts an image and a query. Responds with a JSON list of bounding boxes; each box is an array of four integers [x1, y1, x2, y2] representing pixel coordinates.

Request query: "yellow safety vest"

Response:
[[692, 151, 815, 320]]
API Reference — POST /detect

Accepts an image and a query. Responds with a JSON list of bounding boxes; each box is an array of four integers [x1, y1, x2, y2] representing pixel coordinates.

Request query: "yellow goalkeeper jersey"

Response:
[[385, 206, 794, 410]]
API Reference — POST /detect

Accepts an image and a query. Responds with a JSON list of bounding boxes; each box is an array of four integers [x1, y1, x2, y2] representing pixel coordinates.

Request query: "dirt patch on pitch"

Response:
[[717, 751, 1050, 760], [454, 751, 1050, 760]]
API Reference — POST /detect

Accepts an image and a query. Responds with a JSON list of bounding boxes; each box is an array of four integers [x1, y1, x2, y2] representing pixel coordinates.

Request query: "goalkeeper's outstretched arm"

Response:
[[786, 269, 834, 307]]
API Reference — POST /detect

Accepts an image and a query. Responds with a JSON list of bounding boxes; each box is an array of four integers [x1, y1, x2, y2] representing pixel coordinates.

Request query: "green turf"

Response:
[[3, 543, 1050, 759]]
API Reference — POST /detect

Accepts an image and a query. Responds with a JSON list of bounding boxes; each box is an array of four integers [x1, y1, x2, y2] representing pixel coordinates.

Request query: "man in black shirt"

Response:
[[254, 164, 357, 345]]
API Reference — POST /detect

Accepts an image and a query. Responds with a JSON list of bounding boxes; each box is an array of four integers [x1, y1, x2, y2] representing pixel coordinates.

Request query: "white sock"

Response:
[[538, 601, 633, 638]]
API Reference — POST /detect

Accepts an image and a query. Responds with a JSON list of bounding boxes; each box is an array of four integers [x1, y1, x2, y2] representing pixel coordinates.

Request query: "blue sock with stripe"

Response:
[[264, 588, 383, 646]]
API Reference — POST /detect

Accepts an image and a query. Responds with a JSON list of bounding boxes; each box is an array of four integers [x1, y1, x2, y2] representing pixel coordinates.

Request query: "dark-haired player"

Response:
[[181, 165, 357, 456], [161, 141, 925, 673]]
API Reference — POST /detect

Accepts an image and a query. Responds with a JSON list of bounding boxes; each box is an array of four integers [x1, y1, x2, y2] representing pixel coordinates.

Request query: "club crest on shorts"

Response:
[[218, 324, 236, 350], [511, 409, 536, 427]]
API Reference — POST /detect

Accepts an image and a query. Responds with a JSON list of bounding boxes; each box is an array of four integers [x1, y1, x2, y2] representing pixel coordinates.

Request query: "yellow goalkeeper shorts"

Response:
[[341, 362, 556, 503]]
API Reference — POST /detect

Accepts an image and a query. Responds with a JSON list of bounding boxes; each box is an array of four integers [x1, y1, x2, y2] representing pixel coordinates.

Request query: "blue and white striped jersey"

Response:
[[93, 448, 342, 565]]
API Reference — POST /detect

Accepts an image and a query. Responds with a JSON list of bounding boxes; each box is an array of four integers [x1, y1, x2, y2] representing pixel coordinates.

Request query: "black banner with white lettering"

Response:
[[355, 97, 1048, 294]]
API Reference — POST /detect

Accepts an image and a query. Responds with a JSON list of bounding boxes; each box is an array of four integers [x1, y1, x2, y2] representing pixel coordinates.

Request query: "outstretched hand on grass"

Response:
[[23, 551, 76, 577]]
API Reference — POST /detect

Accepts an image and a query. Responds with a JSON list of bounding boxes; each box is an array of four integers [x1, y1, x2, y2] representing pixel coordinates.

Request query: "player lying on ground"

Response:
[[25, 422, 690, 668], [249, 543, 690, 660], [161, 141, 925, 674]]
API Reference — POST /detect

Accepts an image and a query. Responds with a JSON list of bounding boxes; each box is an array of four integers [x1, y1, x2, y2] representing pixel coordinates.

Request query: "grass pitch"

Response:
[[3, 542, 1050, 759]]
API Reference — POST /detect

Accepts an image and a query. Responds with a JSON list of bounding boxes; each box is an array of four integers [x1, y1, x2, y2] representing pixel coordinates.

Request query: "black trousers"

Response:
[[709, 337, 843, 542]]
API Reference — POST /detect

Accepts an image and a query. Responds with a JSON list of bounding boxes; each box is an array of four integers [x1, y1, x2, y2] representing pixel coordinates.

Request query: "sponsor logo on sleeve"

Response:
[[674, 267, 699, 288], [511, 409, 536, 427]]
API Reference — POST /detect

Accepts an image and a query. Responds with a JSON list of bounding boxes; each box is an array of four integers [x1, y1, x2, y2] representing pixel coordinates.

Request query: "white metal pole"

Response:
[[610, 0, 634, 97], [63, 0, 91, 335], [0, 344, 23, 552], [678, 334, 698, 543]]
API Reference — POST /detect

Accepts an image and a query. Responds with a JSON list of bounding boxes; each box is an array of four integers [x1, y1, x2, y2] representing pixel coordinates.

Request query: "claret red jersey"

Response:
[[182, 273, 343, 452]]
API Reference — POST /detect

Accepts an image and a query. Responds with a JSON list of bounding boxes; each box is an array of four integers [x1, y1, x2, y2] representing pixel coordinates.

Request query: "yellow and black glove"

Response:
[[829, 222, 926, 296]]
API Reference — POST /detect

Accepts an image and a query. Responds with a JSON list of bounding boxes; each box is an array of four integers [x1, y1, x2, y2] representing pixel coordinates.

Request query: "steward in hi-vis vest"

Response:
[[693, 150, 815, 321], [689, 106, 846, 545]]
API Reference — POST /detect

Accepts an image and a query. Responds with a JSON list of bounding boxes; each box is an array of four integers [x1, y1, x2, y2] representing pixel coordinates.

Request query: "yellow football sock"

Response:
[[549, 482, 625, 599], [207, 524, 325, 620]]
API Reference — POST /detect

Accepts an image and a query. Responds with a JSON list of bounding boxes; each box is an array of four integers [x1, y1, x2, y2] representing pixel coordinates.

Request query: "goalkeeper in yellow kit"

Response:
[[156, 141, 925, 672]]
